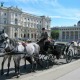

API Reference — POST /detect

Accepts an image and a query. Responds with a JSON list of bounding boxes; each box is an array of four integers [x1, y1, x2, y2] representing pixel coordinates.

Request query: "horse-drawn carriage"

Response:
[[38, 41, 74, 68], [0, 31, 76, 78], [54, 41, 80, 63], [48, 42, 73, 63], [54, 42, 73, 63]]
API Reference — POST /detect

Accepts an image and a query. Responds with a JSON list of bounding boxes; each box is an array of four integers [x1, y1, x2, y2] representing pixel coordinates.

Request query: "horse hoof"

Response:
[[1, 71, 4, 75], [45, 67, 49, 69], [6, 73, 9, 76], [17, 74, 20, 78], [30, 70, 34, 72], [32, 70, 36, 72]]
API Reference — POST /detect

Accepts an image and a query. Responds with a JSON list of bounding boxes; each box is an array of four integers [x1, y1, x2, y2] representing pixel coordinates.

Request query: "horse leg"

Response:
[[1, 55, 8, 75], [14, 61, 19, 78], [34, 58, 37, 70], [34, 55, 42, 70], [46, 55, 49, 69], [23, 56, 27, 69], [13, 55, 21, 78], [14, 60, 17, 74], [13, 55, 17, 74], [35, 57, 44, 69], [17, 59, 21, 78], [26, 57, 35, 72], [15, 57, 21, 78], [30, 57, 35, 72], [13, 55, 18, 77], [6, 55, 12, 76]]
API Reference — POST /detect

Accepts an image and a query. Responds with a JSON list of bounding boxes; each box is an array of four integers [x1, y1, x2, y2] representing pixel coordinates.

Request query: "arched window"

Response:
[[31, 34, 33, 38], [14, 33, 17, 37], [15, 18, 18, 24], [35, 33, 36, 39], [28, 33, 29, 38], [21, 34, 23, 37], [24, 34, 26, 38]]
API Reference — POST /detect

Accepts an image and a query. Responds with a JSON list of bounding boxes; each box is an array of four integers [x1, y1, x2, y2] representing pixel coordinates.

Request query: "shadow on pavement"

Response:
[[0, 57, 79, 80]]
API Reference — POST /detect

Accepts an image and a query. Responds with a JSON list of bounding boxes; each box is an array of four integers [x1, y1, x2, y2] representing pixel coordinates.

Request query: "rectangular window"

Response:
[[15, 18, 18, 24], [4, 13, 6, 16], [62, 32, 65, 39], [66, 31, 69, 39], [4, 18, 7, 24], [70, 31, 74, 39], [75, 31, 78, 40], [15, 13, 17, 16]]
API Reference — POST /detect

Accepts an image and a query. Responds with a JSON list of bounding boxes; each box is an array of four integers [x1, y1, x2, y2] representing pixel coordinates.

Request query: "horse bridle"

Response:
[[0, 38, 14, 54]]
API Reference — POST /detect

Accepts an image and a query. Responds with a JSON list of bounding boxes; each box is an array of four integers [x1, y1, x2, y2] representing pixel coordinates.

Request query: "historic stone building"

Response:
[[58, 21, 80, 42], [0, 5, 51, 41]]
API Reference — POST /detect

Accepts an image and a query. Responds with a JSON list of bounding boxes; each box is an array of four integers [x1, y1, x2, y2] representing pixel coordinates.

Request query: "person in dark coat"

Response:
[[39, 28, 48, 42], [37, 28, 48, 52]]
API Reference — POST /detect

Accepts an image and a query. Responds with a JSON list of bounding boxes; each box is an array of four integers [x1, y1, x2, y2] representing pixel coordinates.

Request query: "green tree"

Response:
[[51, 30, 59, 39]]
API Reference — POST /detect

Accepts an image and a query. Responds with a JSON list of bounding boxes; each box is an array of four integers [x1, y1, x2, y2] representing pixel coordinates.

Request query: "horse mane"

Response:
[[9, 38, 17, 47]]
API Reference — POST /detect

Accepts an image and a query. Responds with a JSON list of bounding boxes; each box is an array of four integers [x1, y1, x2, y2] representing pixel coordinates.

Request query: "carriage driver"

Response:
[[39, 28, 48, 43]]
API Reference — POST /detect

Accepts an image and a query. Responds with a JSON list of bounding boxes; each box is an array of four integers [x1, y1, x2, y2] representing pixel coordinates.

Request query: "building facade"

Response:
[[58, 21, 80, 42], [0, 6, 51, 41]]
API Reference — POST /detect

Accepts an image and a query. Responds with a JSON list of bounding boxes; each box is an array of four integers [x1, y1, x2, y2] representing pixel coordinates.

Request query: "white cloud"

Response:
[[50, 15, 61, 18], [61, 16, 79, 20], [2, 0, 80, 21], [50, 15, 80, 20], [47, 0, 80, 20]]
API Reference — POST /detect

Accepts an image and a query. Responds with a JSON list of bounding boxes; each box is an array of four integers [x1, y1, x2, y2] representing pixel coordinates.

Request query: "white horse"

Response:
[[13, 42, 40, 77], [70, 41, 80, 55], [70, 41, 80, 46], [0, 32, 40, 78]]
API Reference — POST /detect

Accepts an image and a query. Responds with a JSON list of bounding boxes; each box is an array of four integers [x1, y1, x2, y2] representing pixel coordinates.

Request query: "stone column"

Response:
[[59, 30, 62, 41], [79, 31, 80, 39], [78, 31, 79, 39], [74, 31, 75, 40], [68, 31, 70, 42], [65, 31, 66, 41], [29, 33, 31, 40]]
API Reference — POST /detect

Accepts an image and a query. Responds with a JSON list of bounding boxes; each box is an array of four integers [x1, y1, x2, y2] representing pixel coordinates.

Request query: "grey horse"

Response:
[[0, 33, 40, 78]]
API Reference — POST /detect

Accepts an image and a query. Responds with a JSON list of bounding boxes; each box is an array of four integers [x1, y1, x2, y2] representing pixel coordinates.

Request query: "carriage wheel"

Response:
[[66, 49, 73, 63], [46, 49, 55, 67]]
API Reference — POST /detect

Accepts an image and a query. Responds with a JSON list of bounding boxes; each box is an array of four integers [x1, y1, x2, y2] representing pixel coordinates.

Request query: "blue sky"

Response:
[[1, 0, 80, 27]]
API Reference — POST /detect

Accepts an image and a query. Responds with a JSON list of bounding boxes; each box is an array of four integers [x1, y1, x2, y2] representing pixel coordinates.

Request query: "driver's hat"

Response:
[[42, 28, 45, 30]]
